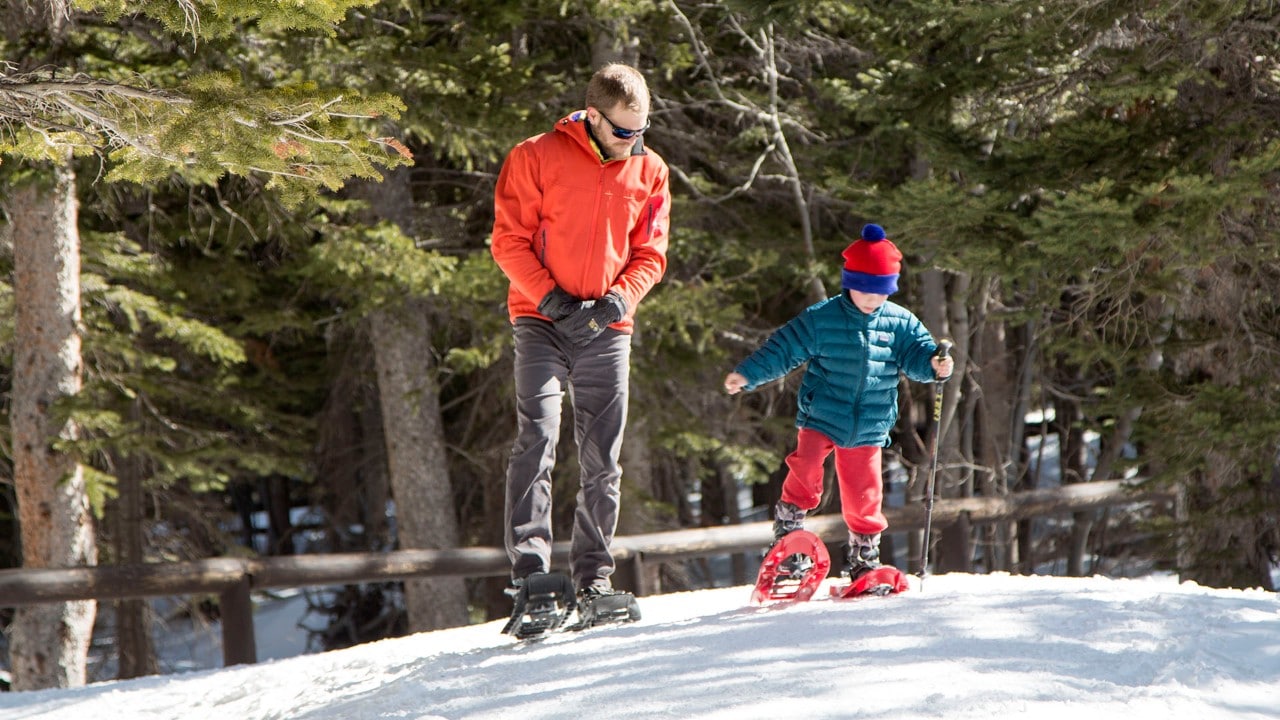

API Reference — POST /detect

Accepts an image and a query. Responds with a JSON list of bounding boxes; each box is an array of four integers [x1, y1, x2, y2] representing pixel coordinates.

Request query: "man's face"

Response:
[[849, 289, 889, 314], [589, 103, 649, 160]]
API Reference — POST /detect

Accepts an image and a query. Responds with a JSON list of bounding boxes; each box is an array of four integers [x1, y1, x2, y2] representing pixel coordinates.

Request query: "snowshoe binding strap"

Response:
[[571, 588, 641, 631], [751, 529, 831, 604], [500, 572, 576, 640], [831, 565, 910, 599]]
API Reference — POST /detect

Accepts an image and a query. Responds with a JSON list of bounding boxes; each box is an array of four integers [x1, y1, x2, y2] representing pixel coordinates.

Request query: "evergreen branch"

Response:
[[0, 69, 185, 157], [1, 77, 189, 105], [174, 0, 201, 37], [46, 96, 157, 152], [278, 125, 356, 148], [244, 165, 316, 180], [266, 97, 346, 127], [0, 67, 408, 196], [0, 71, 184, 116]]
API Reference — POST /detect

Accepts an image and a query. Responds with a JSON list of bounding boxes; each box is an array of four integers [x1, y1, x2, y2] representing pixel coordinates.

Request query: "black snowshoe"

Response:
[[571, 585, 641, 630], [500, 572, 577, 640]]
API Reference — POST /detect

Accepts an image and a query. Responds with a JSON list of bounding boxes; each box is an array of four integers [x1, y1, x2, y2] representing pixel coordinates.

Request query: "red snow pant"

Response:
[[779, 428, 888, 536]]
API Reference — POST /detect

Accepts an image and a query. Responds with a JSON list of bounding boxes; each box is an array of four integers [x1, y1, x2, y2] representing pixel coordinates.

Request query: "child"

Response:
[[724, 223, 953, 579]]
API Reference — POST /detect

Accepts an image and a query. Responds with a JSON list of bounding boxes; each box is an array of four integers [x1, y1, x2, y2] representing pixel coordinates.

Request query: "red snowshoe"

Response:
[[751, 530, 831, 604], [829, 565, 910, 599]]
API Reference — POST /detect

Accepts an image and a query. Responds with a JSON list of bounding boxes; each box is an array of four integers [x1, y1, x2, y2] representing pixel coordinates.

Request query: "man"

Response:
[[490, 63, 670, 627]]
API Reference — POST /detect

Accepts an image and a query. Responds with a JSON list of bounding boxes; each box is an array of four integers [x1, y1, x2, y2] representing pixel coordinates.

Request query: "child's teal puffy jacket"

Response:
[[734, 293, 940, 448]]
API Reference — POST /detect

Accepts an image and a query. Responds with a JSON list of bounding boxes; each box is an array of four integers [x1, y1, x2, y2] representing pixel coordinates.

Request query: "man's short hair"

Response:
[[586, 63, 650, 114]]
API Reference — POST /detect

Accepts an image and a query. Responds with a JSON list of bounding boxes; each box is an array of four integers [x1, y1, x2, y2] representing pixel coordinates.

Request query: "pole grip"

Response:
[[933, 338, 954, 388], [935, 338, 954, 359]]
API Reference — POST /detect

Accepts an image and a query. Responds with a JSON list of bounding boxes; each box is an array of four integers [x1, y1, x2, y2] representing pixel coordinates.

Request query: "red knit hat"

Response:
[[841, 224, 902, 295]]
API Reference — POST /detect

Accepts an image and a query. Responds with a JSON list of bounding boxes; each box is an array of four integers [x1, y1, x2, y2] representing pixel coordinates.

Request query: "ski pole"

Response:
[[918, 338, 953, 589]]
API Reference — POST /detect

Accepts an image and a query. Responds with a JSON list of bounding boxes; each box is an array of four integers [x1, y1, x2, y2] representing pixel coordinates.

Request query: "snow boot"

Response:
[[771, 501, 807, 543], [769, 501, 811, 575], [842, 532, 883, 580], [830, 531, 908, 598]]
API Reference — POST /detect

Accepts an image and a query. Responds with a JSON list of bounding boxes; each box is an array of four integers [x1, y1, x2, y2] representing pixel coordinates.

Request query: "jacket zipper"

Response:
[[850, 311, 869, 447], [583, 165, 607, 290]]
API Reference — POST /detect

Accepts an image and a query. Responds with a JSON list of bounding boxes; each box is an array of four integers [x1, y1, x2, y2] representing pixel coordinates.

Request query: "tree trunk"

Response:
[[1054, 390, 1091, 576], [359, 378, 392, 549], [369, 305, 468, 630], [1009, 316, 1039, 573], [110, 544, 152, 677], [355, 167, 468, 630], [316, 325, 390, 552], [618, 382, 666, 594], [113, 400, 156, 679], [975, 280, 1014, 572], [911, 269, 947, 571], [5, 161, 98, 690], [935, 272, 974, 574], [261, 476, 294, 555]]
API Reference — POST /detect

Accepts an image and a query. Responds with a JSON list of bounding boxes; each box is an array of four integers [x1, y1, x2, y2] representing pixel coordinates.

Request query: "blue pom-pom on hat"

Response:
[[861, 224, 886, 241]]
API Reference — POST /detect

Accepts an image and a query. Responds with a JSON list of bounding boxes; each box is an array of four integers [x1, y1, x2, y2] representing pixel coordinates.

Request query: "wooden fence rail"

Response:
[[0, 479, 1168, 668]]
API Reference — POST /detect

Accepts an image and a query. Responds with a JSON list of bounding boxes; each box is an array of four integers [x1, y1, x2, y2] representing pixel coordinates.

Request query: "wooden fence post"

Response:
[[622, 555, 647, 596], [219, 575, 256, 666]]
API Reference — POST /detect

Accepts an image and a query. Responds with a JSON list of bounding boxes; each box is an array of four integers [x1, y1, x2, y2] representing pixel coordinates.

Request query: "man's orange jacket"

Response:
[[491, 111, 671, 333]]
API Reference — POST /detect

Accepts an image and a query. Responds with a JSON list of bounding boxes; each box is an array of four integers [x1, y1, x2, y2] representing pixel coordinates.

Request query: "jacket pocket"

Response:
[[535, 224, 548, 265], [645, 194, 665, 240], [797, 385, 816, 418]]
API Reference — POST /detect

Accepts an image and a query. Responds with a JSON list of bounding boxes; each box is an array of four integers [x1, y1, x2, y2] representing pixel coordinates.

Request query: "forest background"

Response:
[[1, 0, 1278, 693]]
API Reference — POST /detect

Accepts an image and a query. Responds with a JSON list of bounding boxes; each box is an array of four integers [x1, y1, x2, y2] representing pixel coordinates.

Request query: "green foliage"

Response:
[[302, 219, 458, 311], [79, 0, 378, 36], [62, 229, 311, 498], [100, 72, 410, 206], [661, 429, 780, 486], [436, 253, 511, 373], [79, 466, 120, 518], [2, 3, 411, 207], [298, 0, 586, 168]]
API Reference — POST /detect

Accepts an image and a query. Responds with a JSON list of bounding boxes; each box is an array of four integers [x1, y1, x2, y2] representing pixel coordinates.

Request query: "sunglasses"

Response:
[[596, 109, 650, 140]]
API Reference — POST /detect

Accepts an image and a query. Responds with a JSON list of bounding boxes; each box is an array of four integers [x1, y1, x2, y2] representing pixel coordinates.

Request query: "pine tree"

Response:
[[0, 0, 408, 689]]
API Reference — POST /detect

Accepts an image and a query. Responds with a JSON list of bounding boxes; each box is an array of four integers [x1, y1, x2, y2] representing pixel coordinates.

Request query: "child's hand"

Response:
[[723, 372, 748, 395], [931, 355, 954, 380]]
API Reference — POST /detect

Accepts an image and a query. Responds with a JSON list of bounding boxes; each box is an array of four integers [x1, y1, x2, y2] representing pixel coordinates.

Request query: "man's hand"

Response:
[[537, 286, 581, 321], [557, 292, 627, 346]]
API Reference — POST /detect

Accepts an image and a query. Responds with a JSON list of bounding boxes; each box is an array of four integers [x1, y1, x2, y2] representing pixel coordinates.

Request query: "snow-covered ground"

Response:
[[1, 572, 1276, 719]]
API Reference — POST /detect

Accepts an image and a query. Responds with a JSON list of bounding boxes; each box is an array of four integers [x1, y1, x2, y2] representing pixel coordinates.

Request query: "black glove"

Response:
[[556, 291, 627, 346], [537, 286, 580, 321]]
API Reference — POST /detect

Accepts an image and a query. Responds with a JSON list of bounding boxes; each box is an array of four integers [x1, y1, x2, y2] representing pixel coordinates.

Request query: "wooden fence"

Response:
[[0, 479, 1169, 667]]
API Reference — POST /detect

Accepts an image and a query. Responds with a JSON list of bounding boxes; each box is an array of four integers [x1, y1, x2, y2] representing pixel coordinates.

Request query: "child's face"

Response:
[[849, 290, 889, 314]]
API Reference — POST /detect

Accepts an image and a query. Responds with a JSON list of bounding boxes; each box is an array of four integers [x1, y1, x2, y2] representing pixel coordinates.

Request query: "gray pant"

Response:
[[505, 319, 631, 591]]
